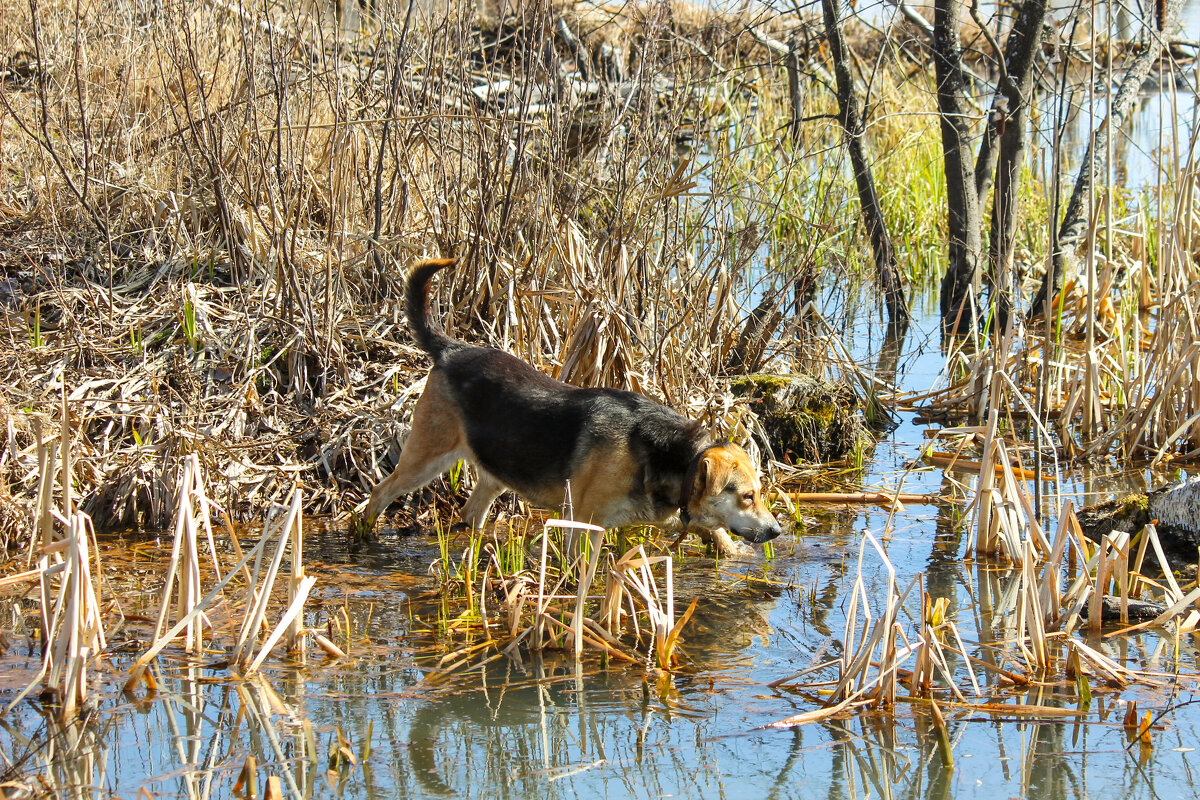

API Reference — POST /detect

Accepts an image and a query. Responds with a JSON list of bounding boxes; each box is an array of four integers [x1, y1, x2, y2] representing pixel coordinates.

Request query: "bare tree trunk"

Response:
[[985, 0, 1047, 331], [973, 1, 1045, 201], [1030, 0, 1183, 316], [822, 0, 910, 328], [934, 0, 982, 336], [988, 103, 1029, 331], [785, 35, 804, 143]]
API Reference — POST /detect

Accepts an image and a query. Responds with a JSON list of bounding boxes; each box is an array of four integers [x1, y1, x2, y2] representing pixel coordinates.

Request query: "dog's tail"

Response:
[[405, 258, 457, 360]]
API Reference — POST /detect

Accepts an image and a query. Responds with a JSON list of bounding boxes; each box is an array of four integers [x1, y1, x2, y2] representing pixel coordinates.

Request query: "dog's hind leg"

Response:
[[364, 374, 465, 527], [460, 471, 507, 530]]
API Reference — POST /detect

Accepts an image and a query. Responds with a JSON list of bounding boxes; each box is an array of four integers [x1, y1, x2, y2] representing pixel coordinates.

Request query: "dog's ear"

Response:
[[698, 448, 733, 497]]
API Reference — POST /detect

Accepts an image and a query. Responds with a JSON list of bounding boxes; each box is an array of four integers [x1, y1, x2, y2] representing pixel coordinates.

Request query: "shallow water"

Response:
[[3, 302, 1198, 799]]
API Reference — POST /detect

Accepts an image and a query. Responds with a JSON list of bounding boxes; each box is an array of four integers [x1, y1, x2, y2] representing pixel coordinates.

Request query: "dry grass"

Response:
[[764, 514, 1199, 736], [0, 0, 867, 534], [427, 517, 702, 676]]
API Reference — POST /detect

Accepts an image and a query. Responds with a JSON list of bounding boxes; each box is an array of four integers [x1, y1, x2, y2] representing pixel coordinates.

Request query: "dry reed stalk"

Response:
[[966, 407, 1047, 564], [1036, 501, 1078, 628], [605, 545, 698, 669], [1065, 639, 1147, 686], [124, 535, 272, 691], [544, 519, 606, 662], [287, 491, 305, 658], [1018, 548, 1049, 669], [830, 530, 904, 706], [31, 415, 58, 655], [5, 403, 106, 719], [760, 698, 867, 729], [6, 507, 107, 719], [923, 452, 1037, 479], [531, 519, 554, 652], [123, 486, 313, 689], [309, 633, 348, 662], [247, 574, 317, 673], [153, 455, 207, 654], [968, 408, 1002, 557], [49, 512, 106, 721], [233, 488, 309, 672]]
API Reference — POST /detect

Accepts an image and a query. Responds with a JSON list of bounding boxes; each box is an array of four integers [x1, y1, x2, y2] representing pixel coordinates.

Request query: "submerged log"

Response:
[[1079, 595, 1167, 623], [1148, 475, 1200, 541], [730, 374, 871, 464], [1077, 476, 1200, 565]]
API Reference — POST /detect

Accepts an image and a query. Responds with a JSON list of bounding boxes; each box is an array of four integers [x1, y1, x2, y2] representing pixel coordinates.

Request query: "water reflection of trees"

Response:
[[0, 709, 112, 800], [787, 713, 1096, 800]]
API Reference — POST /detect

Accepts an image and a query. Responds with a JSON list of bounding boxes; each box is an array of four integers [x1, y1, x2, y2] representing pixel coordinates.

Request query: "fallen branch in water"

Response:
[[923, 451, 1038, 479], [775, 491, 960, 506]]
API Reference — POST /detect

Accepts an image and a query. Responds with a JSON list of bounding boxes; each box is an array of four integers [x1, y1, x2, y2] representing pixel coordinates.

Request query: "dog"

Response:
[[362, 259, 782, 555]]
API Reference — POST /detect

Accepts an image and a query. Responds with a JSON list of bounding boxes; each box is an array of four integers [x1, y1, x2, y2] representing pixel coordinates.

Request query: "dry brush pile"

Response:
[[0, 0, 866, 533]]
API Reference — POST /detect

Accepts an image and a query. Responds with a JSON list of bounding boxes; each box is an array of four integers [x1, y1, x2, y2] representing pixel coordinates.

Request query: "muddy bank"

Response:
[[730, 374, 872, 465]]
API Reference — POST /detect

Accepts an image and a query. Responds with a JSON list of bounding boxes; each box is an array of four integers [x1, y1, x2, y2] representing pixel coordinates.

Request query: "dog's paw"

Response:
[[702, 528, 755, 560], [717, 539, 755, 560]]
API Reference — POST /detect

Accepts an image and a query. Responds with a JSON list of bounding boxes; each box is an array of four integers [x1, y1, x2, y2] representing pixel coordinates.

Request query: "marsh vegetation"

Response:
[[0, 0, 1198, 794]]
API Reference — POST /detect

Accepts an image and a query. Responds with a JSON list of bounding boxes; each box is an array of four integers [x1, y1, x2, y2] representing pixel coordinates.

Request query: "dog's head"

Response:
[[683, 443, 782, 544]]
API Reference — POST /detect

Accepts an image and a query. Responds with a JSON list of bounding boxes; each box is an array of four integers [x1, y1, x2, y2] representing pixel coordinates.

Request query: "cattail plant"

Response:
[[3, 409, 106, 720]]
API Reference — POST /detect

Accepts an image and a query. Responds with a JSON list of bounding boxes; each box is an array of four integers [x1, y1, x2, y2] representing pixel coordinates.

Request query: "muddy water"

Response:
[[2, 303, 1198, 799]]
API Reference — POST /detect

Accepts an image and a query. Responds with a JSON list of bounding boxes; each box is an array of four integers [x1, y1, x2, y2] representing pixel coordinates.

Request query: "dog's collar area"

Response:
[[678, 444, 714, 527]]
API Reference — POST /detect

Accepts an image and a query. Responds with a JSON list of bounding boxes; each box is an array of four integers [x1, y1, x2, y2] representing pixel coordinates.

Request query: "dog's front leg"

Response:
[[698, 527, 754, 559]]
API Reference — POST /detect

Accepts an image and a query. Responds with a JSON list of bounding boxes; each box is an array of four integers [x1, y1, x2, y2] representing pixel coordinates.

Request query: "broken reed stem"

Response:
[[830, 529, 904, 706], [541, 519, 606, 662], [124, 482, 316, 689], [233, 489, 304, 670], [248, 575, 317, 673], [125, 525, 278, 691], [154, 457, 196, 652], [287, 493, 305, 658], [8, 404, 108, 720], [9, 511, 107, 720]]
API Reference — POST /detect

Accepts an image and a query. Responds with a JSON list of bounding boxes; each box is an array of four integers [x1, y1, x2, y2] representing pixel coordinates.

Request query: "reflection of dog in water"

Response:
[[406, 588, 778, 796], [363, 259, 782, 555]]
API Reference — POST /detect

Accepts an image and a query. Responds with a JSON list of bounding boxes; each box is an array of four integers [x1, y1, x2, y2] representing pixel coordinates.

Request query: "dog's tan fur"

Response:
[[363, 259, 781, 554]]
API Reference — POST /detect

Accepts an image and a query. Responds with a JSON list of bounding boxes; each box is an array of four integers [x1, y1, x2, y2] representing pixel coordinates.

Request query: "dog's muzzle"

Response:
[[734, 519, 783, 544]]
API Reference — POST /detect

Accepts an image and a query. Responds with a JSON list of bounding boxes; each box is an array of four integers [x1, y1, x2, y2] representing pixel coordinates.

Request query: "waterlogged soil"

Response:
[[2, 307, 1200, 799]]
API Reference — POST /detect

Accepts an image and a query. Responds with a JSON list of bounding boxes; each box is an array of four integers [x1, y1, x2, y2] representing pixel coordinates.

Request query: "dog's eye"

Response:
[[724, 484, 737, 493], [742, 492, 754, 503]]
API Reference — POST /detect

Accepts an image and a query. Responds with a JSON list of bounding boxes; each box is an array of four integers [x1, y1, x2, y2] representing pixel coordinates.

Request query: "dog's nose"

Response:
[[759, 520, 783, 543], [739, 520, 782, 544]]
